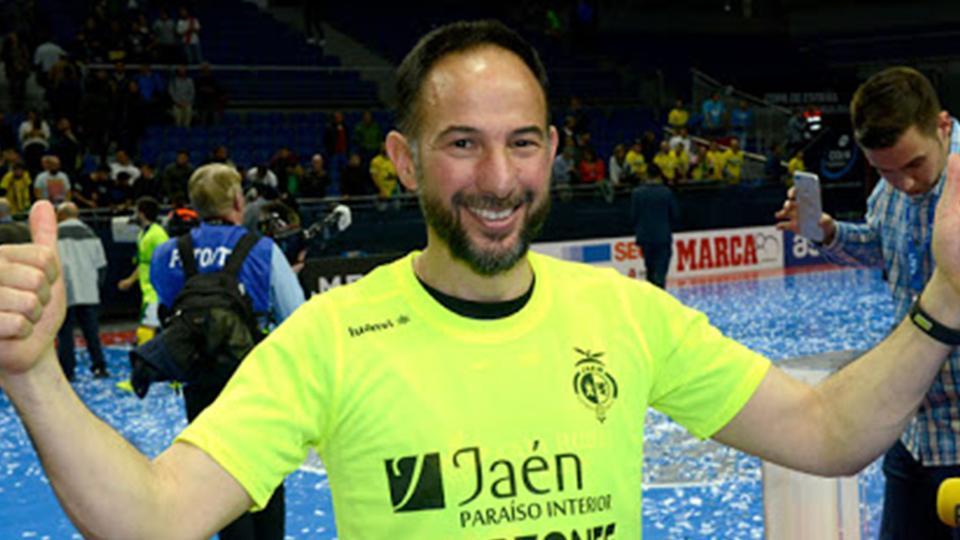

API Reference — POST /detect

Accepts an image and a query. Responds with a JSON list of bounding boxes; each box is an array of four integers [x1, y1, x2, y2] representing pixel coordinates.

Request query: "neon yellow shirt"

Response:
[[177, 252, 770, 538], [706, 150, 726, 180], [723, 149, 745, 182], [136, 222, 169, 306]]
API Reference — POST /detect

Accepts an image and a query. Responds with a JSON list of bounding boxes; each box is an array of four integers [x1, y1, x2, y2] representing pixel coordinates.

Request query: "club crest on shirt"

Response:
[[573, 348, 618, 423]]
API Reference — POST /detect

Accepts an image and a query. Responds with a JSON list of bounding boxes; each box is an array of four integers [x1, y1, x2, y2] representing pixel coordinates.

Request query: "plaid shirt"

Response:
[[821, 119, 960, 465]]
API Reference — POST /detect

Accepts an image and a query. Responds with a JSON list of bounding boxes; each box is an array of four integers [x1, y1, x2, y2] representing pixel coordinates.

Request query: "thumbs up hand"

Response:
[[0, 201, 65, 376]]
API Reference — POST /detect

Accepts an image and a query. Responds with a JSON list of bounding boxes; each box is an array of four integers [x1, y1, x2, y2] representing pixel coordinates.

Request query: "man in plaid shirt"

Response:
[[778, 66, 960, 538]]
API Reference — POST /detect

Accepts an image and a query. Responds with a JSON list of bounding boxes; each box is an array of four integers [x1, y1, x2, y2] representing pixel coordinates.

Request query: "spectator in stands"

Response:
[[269, 147, 300, 195], [0, 148, 19, 177], [135, 64, 167, 124], [132, 164, 161, 201], [323, 111, 350, 191], [667, 99, 689, 131], [577, 146, 605, 184], [551, 144, 577, 186], [300, 154, 329, 198], [103, 20, 128, 62], [115, 80, 149, 155], [19, 111, 51, 177], [340, 152, 373, 196], [163, 194, 200, 238], [764, 143, 787, 184], [0, 113, 18, 154], [668, 126, 692, 155], [730, 99, 754, 150], [701, 92, 726, 137], [673, 141, 690, 180], [50, 118, 80, 179], [706, 140, 726, 180], [79, 69, 114, 162], [787, 150, 805, 178], [558, 115, 578, 153], [723, 139, 746, 184], [34, 155, 71, 204], [786, 106, 807, 153], [108, 172, 136, 210], [690, 145, 709, 181], [0, 197, 29, 244], [33, 35, 65, 90], [0, 162, 31, 215], [369, 143, 398, 198], [152, 8, 179, 63], [176, 7, 203, 65], [195, 63, 226, 126], [118, 196, 169, 345], [208, 145, 236, 169], [625, 139, 648, 183], [242, 183, 280, 234], [630, 180, 679, 289], [55, 201, 108, 381], [160, 150, 194, 202], [653, 141, 678, 185], [246, 164, 279, 193], [169, 65, 195, 128], [46, 58, 83, 124], [608, 143, 627, 185], [126, 15, 155, 63], [110, 149, 141, 183], [568, 95, 590, 135], [72, 165, 111, 209], [2, 33, 30, 111], [110, 61, 129, 94], [303, 1, 327, 47], [641, 130, 658, 164], [352, 111, 383, 164]]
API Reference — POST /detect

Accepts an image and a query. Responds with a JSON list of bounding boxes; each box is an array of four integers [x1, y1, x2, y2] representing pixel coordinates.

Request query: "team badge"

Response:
[[573, 348, 618, 423]]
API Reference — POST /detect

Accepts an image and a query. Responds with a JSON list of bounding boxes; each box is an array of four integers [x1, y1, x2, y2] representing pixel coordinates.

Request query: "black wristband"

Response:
[[910, 298, 960, 346]]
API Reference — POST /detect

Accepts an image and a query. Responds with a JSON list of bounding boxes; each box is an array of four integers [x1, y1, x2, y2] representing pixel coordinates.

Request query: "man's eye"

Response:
[[514, 139, 538, 148], [452, 139, 473, 149]]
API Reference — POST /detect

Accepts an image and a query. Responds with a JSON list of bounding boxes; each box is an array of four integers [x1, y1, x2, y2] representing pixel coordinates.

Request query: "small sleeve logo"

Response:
[[384, 453, 446, 512], [573, 348, 618, 423]]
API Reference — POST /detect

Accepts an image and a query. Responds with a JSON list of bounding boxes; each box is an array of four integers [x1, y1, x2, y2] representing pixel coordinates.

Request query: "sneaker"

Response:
[[92, 367, 110, 379]]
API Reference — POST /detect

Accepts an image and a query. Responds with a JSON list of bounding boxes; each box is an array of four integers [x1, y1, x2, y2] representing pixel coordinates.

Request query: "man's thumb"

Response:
[[29, 200, 58, 247]]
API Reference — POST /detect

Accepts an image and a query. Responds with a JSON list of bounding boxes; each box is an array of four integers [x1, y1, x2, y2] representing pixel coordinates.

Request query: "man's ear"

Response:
[[548, 125, 559, 162], [939, 110, 952, 138], [386, 130, 418, 191]]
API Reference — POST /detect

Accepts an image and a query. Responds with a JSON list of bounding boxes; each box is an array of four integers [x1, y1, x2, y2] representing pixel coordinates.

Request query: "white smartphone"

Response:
[[793, 171, 824, 242]]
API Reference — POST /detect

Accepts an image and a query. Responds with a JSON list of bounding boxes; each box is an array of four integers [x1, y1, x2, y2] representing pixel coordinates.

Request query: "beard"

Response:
[[419, 183, 550, 276]]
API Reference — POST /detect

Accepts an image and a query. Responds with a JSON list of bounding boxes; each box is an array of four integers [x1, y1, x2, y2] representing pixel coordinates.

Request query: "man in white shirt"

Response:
[[34, 155, 71, 204]]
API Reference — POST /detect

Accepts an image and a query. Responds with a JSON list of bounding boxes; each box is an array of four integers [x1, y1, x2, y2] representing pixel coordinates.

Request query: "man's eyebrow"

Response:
[[434, 125, 481, 140], [512, 126, 546, 139]]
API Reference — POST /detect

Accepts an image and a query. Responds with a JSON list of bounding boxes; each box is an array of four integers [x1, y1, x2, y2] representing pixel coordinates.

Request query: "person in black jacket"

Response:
[[630, 181, 680, 288]]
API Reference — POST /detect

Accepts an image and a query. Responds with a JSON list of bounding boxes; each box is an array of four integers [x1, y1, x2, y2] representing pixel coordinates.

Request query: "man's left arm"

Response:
[[267, 243, 305, 323], [715, 155, 960, 476]]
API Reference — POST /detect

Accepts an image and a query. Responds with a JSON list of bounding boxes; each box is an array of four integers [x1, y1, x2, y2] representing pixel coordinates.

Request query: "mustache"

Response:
[[451, 190, 535, 212]]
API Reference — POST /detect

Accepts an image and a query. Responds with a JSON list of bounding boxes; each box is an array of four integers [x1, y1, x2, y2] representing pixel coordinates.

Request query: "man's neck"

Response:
[[414, 238, 533, 303]]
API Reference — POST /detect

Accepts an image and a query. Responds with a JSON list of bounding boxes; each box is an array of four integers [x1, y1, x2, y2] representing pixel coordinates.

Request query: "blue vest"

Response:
[[151, 223, 275, 314]]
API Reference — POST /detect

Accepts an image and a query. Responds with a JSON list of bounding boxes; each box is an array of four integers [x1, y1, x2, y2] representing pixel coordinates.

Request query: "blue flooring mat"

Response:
[[0, 267, 894, 539]]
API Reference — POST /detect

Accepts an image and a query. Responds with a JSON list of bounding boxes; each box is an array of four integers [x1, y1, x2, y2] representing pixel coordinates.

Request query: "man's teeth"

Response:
[[471, 207, 514, 221]]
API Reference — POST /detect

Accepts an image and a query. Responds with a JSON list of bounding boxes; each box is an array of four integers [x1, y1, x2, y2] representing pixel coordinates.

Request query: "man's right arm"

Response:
[[0, 202, 251, 538]]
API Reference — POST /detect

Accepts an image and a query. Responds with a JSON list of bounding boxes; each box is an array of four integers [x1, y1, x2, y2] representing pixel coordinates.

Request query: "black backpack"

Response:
[[130, 232, 263, 398]]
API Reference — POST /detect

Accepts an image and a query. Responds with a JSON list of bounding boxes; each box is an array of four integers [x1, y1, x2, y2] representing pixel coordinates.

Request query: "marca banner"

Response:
[[532, 226, 784, 280]]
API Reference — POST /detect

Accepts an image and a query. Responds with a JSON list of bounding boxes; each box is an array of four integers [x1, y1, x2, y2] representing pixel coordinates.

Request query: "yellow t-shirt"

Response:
[[369, 155, 399, 198], [0, 171, 32, 214], [177, 252, 770, 538], [723, 149, 745, 182], [653, 152, 678, 181], [624, 150, 647, 179], [706, 150, 726, 180], [667, 108, 689, 129]]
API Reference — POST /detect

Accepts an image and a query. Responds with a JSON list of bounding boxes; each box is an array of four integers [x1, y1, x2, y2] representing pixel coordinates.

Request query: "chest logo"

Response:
[[572, 348, 618, 423]]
